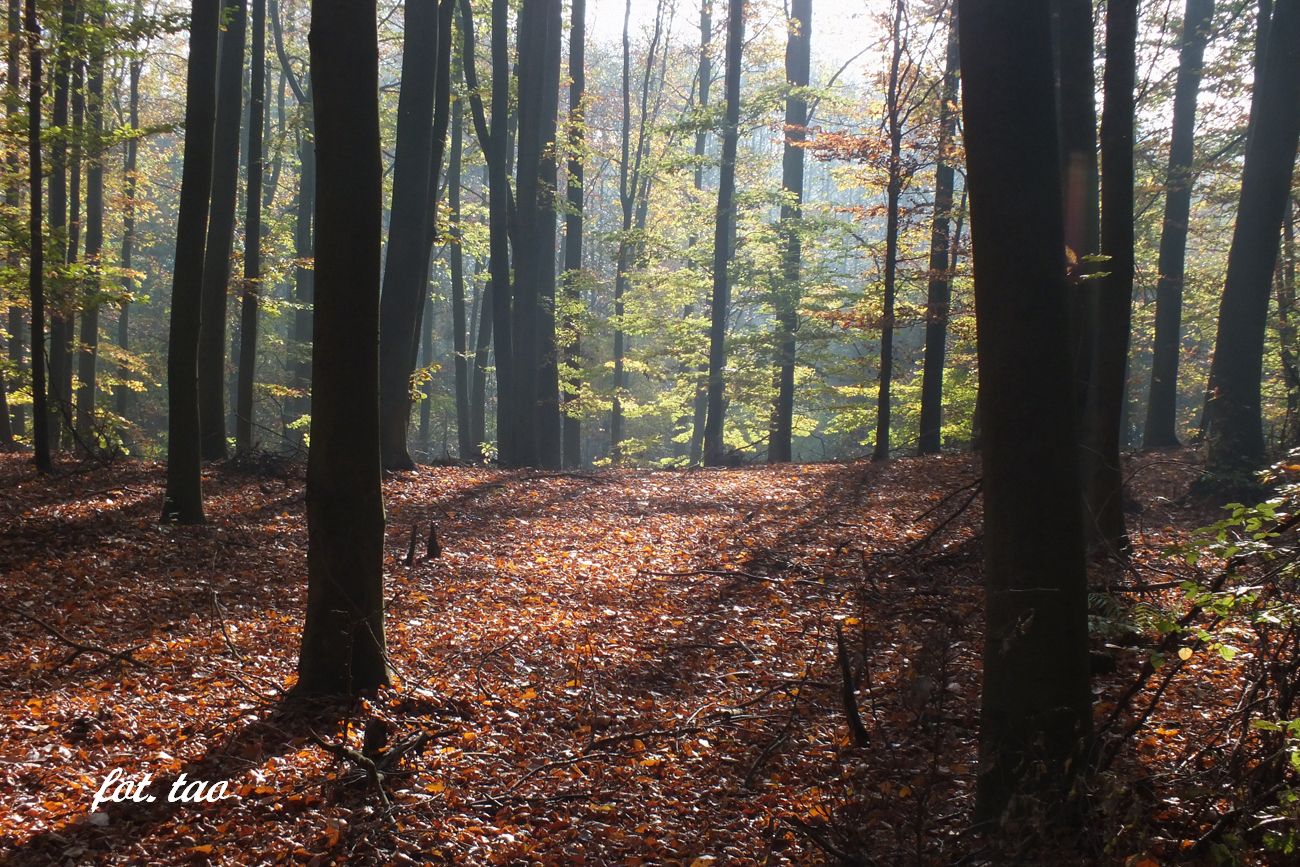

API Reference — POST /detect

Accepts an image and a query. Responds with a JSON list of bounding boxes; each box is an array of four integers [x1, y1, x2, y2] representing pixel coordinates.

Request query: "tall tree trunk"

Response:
[[235, 0, 266, 454], [701, 0, 743, 466], [511, 0, 562, 469], [1143, 0, 1213, 448], [917, 10, 959, 456], [377, 0, 440, 471], [418, 286, 434, 456], [296, 0, 388, 696], [470, 277, 492, 453], [874, 0, 903, 463], [2, 0, 21, 444], [197, 0, 247, 461], [46, 0, 76, 446], [75, 2, 105, 445], [162, 0, 222, 523], [561, 0, 584, 468], [958, 0, 1092, 826], [116, 0, 143, 419], [1082, 0, 1137, 556], [24, 0, 49, 472], [1279, 202, 1299, 446], [1202, 0, 1300, 484], [768, 0, 810, 464], [688, 0, 711, 466], [1055, 0, 1101, 423], [449, 66, 471, 459]]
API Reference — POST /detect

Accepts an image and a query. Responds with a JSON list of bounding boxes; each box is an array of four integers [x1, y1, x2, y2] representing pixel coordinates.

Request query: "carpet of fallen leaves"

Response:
[[0, 449, 1264, 864]]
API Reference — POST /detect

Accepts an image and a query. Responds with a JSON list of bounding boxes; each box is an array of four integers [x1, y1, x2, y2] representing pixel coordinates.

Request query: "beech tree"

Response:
[[24, 0, 48, 472], [296, 0, 388, 696], [161, 0, 221, 523], [701, 0, 743, 467], [561, 0, 585, 469], [768, 0, 810, 464], [1143, 0, 1214, 448], [74, 0, 105, 444], [197, 0, 247, 461], [958, 0, 1092, 824], [234, 0, 267, 454], [1202, 0, 1300, 484]]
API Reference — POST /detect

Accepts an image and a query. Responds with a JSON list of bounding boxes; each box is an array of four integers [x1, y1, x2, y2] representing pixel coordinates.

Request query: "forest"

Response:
[[0, 0, 1299, 861]]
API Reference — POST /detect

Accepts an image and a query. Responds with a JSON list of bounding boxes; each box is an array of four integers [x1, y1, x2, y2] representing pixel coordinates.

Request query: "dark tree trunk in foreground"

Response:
[[1143, 0, 1213, 448], [235, 0, 267, 454], [688, 0, 711, 466], [768, 0, 810, 464], [116, 0, 143, 419], [377, 0, 439, 471], [561, 0, 584, 469], [486, 0, 515, 463], [1082, 0, 1137, 557], [25, 0, 49, 472], [296, 0, 389, 696], [917, 10, 959, 456], [75, 4, 106, 443], [1203, 0, 1300, 483], [511, 0, 562, 469], [197, 0, 247, 461], [958, 0, 1092, 825], [702, 0, 744, 467], [162, 0, 221, 523]]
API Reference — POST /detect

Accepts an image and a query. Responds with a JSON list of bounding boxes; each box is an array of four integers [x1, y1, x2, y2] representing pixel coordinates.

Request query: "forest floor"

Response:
[[0, 448, 1256, 865]]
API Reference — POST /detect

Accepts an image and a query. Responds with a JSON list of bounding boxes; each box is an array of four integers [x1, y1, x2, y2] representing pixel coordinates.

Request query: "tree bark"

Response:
[[959, 0, 1092, 825], [917, 10, 959, 456], [115, 0, 143, 419], [448, 64, 471, 460], [377, 0, 440, 471], [295, 0, 389, 696], [768, 0, 810, 464], [162, 0, 222, 523], [235, 0, 267, 454], [702, 0, 743, 467], [1143, 0, 1213, 448], [46, 0, 77, 447], [75, 2, 106, 444], [688, 0, 711, 466], [561, 0, 584, 468], [197, 0, 247, 461], [1203, 0, 1300, 483], [24, 0, 49, 472], [874, 0, 904, 463]]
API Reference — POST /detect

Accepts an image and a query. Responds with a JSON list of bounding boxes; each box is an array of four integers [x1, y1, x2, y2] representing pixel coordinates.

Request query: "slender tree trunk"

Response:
[[296, 0, 388, 696], [917, 10, 959, 456], [75, 2, 105, 445], [449, 69, 471, 459], [874, 0, 904, 463], [1203, 0, 1300, 483], [768, 0, 810, 464], [702, 0, 743, 466], [377, 0, 440, 470], [470, 277, 492, 452], [116, 0, 143, 419], [24, 0, 49, 471], [46, 0, 76, 446], [1143, 0, 1212, 448], [561, 0, 584, 468], [1082, 0, 1137, 556], [418, 287, 434, 456], [1279, 202, 1299, 446], [235, 0, 266, 453], [688, 0, 711, 466], [959, 0, 1092, 826], [162, 0, 222, 523], [482, 0, 515, 464], [2, 0, 21, 444], [196, 0, 247, 461]]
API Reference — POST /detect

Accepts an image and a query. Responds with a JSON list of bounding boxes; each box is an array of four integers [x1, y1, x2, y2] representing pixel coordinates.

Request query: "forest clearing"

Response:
[[0, 449, 1282, 864]]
